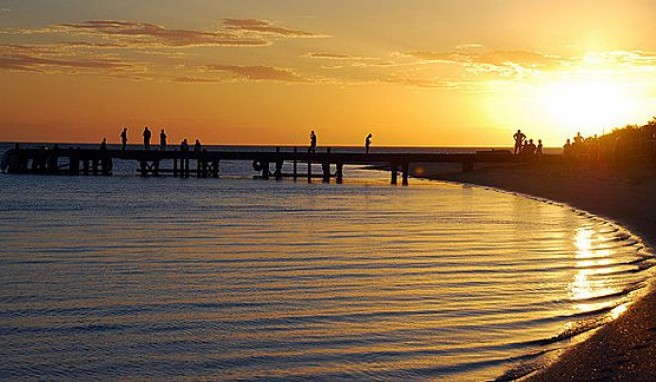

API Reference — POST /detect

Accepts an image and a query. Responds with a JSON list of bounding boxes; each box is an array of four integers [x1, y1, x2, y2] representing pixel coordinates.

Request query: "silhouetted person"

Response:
[[309, 131, 317, 153], [365, 133, 373, 154], [100, 138, 107, 150], [536, 139, 543, 160], [563, 138, 572, 156], [143, 127, 152, 150], [180, 138, 189, 152], [526, 139, 537, 159], [194, 139, 202, 152], [513, 129, 526, 155], [120, 128, 128, 150], [159, 129, 167, 151]]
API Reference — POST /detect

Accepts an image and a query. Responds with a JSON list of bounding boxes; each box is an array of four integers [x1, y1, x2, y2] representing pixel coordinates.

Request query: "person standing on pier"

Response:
[[194, 139, 202, 152], [159, 129, 167, 151], [100, 138, 107, 150], [309, 131, 317, 153], [143, 127, 152, 150], [120, 128, 128, 150], [365, 133, 373, 155], [180, 138, 189, 152]]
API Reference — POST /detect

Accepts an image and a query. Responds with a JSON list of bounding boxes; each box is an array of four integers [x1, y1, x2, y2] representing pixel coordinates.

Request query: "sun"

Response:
[[538, 76, 637, 138]]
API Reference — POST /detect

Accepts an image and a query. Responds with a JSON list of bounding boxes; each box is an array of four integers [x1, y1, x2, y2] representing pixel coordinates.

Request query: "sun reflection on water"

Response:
[[570, 228, 618, 313]]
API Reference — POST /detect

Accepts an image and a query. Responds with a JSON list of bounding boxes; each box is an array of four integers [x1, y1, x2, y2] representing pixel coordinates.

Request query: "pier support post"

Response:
[[153, 160, 160, 177], [390, 162, 398, 185], [139, 159, 146, 177], [293, 147, 298, 181], [69, 151, 80, 176], [173, 155, 178, 177], [262, 161, 270, 179], [275, 160, 284, 180], [83, 159, 90, 175], [307, 147, 312, 183], [322, 161, 331, 183], [101, 156, 112, 176], [402, 162, 409, 186], [212, 160, 219, 178], [336, 163, 344, 184]]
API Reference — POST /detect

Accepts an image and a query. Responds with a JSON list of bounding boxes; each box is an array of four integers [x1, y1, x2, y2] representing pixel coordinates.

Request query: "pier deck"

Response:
[[1, 146, 557, 185]]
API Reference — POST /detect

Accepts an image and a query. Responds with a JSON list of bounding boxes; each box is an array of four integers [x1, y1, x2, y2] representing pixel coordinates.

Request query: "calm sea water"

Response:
[[0, 143, 653, 380]]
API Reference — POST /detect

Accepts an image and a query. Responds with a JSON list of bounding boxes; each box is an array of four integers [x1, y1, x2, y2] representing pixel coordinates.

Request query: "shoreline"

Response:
[[413, 162, 656, 380]]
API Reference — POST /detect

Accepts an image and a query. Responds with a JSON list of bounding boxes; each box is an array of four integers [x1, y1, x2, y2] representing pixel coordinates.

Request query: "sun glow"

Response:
[[538, 76, 636, 137]]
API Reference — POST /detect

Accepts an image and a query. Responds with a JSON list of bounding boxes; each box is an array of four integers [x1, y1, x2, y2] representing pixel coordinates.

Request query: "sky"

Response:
[[1, 0, 655, 146]]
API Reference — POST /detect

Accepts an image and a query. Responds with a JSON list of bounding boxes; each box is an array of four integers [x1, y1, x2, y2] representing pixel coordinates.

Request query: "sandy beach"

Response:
[[414, 161, 656, 380]]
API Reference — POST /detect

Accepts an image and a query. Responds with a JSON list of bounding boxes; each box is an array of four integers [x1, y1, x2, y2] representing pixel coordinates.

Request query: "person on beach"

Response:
[[563, 138, 572, 157], [513, 129, 526, 155], [365, 133, 373, 155], [143, 127, 152, 150], [536, 139, 543, 160], [194, 139, 202, 152], [100, 138, 107, 150], [120, 128, 128, 150], [159, 129, 167, 151], [309, 131, 317, 153], [180, 138, 189, 152], [527, 139, 537, 160]]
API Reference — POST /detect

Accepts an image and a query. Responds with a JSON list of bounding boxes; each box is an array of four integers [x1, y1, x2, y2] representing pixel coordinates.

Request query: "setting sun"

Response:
[[540, 77, 636, 137]]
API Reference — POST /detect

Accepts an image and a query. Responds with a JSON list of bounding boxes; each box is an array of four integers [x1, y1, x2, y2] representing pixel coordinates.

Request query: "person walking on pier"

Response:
[[365, 133, 373, 155], [143, 127, 152, 150], [309, 131, 317, 153], [120, 128, 128, 150], [513, 129, 526, 155], [159, 129, 167, 151]]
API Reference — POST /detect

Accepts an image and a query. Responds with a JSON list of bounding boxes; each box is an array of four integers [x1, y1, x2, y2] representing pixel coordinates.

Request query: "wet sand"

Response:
[[413, 161, 656, 380]]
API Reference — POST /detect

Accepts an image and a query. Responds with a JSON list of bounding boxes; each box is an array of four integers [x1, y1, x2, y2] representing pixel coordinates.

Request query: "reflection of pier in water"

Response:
[[1, 146, 558, 185]]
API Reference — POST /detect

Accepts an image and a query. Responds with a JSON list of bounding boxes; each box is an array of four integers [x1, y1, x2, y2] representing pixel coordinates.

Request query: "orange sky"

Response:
[[1, 0, 655, 146]]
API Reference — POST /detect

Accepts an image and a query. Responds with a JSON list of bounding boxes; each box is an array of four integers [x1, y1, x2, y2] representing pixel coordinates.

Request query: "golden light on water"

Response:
[[570, 228, 617, 313]]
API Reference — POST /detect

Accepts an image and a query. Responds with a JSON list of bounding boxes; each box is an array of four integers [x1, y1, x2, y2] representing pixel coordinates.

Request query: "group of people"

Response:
[[512, 129, 543, 161], [309, 130, 374, 154], [117, 127, 202, 153], [111, 127, 373, 154], [563, 132, 600, 161]]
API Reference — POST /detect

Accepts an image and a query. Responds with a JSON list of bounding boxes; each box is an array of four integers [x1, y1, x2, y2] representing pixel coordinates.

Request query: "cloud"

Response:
[[305, 52, 352, 59], [408, 50, 561, 68], [405, 50, 566, 78], [56, 20, 269, 47], [0, 54, 133, 73], [204, 64, 307, 82], [223, 18, 326, 37], [172, 76, 220, 83]]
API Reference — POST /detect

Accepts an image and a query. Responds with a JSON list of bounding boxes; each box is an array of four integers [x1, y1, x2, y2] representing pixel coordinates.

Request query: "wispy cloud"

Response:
[[0, 54, 134, 73], [172, 76, 220, 83], [204, 64, 307, 82], [223, 18, 327, 38], [56, 20, 268, 47], [407, 50, 562, 69], [305, 52, 352, 59]]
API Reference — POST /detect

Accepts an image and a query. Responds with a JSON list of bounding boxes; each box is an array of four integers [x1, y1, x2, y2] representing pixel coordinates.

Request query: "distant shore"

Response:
[[413, 161, 656, 380]]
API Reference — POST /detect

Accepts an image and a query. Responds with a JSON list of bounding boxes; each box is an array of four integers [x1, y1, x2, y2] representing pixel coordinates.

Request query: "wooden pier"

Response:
[[1, 145, 549, 185]]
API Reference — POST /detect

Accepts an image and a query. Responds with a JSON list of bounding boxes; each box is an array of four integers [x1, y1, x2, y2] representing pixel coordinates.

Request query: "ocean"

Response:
[[0, 143, 652, 380]]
